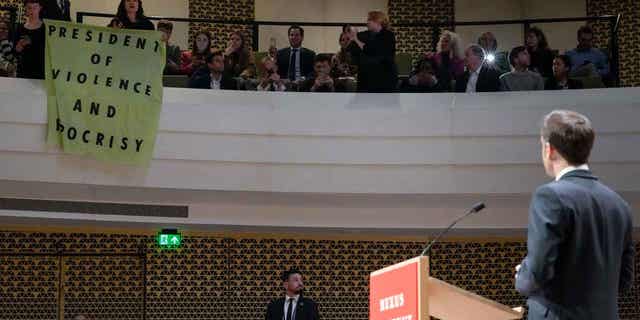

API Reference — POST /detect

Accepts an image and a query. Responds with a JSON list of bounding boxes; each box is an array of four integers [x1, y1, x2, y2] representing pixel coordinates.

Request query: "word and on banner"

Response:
[[45, 19, 165, 165]]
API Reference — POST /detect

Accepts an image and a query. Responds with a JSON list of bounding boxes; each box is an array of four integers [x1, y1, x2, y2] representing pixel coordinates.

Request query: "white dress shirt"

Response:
[[466, 66, 481, 93], [283, 294, 300, 320], [210, 73, 222, 90], [555, 164, 590, 181]]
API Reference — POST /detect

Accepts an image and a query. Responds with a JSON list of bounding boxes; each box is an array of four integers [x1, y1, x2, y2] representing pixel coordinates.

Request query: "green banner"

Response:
[[45, 20, 165, 165]]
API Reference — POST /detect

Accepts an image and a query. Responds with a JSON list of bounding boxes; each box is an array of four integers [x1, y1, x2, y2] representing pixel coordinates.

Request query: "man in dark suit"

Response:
[[276, 25, 316, 81], [455, 44, 501, 93], [515, 110, 635, 320], [265, 269, 320, 320], [42, 0, 71, 21], [188, 51, 236, 90]]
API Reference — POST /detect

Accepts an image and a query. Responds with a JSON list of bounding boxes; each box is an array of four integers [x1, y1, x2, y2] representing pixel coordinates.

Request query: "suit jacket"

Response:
[[516, 170, 635, 320], [276, 47, 316, 80], [348, 29, 398, 93], [188, 67, 237, 90], [455, 64, 501, 92], [42, 0, 71, 21], [265, 296, 320, 320]]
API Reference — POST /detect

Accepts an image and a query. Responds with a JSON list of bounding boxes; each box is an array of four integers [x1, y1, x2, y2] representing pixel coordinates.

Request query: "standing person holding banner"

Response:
[[515, 110, 635, 319], [115, 0, 154, 31], [15, 0, 46, 79]]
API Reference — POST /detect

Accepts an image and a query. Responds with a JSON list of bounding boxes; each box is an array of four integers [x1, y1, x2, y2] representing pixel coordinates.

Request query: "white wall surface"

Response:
[[0, 77, 639, 231]]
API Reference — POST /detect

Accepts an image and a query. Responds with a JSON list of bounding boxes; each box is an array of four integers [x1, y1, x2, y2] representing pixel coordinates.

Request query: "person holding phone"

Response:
[[15, 0, 46, 79], [257, 56, 286, 91]]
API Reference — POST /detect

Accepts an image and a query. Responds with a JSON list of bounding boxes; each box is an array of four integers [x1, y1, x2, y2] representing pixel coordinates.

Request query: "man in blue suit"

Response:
[[516, 110, 635, 319]]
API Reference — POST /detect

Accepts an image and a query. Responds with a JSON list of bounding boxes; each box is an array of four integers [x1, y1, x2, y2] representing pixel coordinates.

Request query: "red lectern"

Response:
[[370, 256, 523, 320]]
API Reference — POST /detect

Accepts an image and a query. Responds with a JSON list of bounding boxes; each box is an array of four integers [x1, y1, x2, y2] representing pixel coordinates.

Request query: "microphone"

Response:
[[420, 202, 486, 256]]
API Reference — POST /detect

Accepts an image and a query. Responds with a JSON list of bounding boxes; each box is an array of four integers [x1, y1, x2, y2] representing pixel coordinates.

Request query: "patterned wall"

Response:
[[586, 0, 640, 87], [188, 0, 254, 51], [388, 0, 455, 58], [0, 0, 21, 23], [1, 230, 638, 320]]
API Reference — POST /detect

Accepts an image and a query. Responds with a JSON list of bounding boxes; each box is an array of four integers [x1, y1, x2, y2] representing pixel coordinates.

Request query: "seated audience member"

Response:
[[157, 20, 182, 75], [42, 0, 71, 21], [107, 17, 123, 28], [455, 44, 501, 93], [566, 25, 609, 78], [276, 25, 316, 81], [0, 20, 17, 77], [545, 54, 583, 90], [188, 51, 237, 90], [301, 54, 341, 92], [224, 31, 255, 79], [478, 32, 510, 74], [115, 0, 154, 31], [181, 31, 212, 76], [425, 31, 465, 84], [347, 11, 398, 93], [332, 31, 357, 78], [526, 27, 554, 78], [257, 56, 286, 92], [401, 58, 445, 93], [499, 46, 544, 91], [15, 0, 46, 79]]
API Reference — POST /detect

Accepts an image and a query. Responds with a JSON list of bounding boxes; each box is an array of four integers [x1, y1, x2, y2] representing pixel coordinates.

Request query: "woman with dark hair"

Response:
[[332, 32, 357, 78], [223, 31, 255, 78], [14, 0, 46, 79], [526, 27, 554, 78], [116, 0, 154, 31], [180, 30, 212, 76], [347, 11, 398, 92], [545, 54, 583, 90]]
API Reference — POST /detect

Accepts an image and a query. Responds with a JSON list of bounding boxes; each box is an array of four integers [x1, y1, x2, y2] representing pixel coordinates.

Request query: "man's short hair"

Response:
[[205, 50, 224, 64], [509, 46, 527, 67], [157, 20, 173, 32], [467, 44, 486, 61], [577, 25, 594, 38], [314, 54, 332, 65], [281, 269, 302, 282], [554, 54, 572, 71], [288, 25, 304, 37], [541, 110, 595, 165]]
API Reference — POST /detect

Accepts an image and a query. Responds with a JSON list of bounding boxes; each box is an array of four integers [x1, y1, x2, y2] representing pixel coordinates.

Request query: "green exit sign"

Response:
[[157, 229, 182, 249]]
